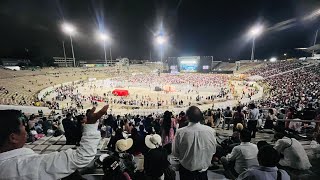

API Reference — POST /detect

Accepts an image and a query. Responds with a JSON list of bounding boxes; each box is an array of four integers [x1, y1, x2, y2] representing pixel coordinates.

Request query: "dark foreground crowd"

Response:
[[0, 102, 320, 180]]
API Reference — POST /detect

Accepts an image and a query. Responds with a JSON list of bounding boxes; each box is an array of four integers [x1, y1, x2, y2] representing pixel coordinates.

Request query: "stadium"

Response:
[[1, 1, 320, 180]]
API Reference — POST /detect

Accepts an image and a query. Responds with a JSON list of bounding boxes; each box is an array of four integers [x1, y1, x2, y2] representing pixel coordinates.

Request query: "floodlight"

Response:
[[155, 35, 166, 45], [62, 23, 75, 35], [99, 32, 110, 41], [249, 25, 263, 37]]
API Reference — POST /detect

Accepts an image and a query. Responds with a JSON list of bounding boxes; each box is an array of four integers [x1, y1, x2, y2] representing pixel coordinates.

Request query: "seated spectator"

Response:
[[275, 109, 286, 132], [123, 119, 133, 134], [62, 113, 78, 145], [114, 138, 136, 178], [274, 132, 312, 170], [237, 145, 290, 180], [233, 106, 245, 131], [42, 117, 52, 136], [108, 128, 125, 152], [102, 155, 131, 180], [310, 133, 320, 158], [264, 109, 277, 129], [75, 115, 86, 146], [138, 125, 147, 138], [0, 105, 108, 179], [256, 141, 269, 150], [221, 129, 259, 179], [144, 134, 170, 180], [302, 103, 316, 122], [178, 111, 188, 128], [128, 128, 146, 155]]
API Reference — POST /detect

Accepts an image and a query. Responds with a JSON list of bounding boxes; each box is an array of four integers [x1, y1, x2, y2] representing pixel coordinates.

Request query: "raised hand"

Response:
[[86, 105, 109, 124]]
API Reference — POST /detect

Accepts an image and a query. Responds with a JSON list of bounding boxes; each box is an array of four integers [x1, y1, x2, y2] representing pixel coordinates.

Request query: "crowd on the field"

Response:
[[38, 74, 234, 111], [112, 73, 229, 87]]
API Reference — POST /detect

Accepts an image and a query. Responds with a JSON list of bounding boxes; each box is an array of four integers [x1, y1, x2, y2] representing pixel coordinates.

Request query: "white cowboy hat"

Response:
[[115, 138, 133, 152], [145, 134, 162, 149]]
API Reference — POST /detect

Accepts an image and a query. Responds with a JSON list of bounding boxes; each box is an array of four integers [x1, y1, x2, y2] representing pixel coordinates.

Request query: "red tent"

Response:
[[112, 89, 129, 96]]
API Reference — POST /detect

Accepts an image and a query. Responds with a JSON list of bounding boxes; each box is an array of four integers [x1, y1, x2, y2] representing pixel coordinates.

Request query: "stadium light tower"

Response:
[[98, 32, 111, 65], [62, 23, 76, 67], [155, 35, 167, 63], [249, 25, 263, 61]]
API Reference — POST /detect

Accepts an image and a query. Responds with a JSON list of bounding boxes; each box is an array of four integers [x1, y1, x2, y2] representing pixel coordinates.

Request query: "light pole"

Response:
[[62, 41, 67, 67], [249, 25, 263, 61], [98, 32, 112, 65], [312, 29, 318, 57], [62, 23, 76, 67], [99, 33, 109, 64], [155, 35, 167, 63], [284, 53, 287, 61]]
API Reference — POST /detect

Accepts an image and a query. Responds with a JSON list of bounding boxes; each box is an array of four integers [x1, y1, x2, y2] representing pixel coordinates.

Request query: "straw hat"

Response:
[[115, 138, 133, 152], [145, 134, 162, 149]]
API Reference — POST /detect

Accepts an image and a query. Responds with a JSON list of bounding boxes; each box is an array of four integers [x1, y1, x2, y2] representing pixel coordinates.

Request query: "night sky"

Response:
[[0, 0, 320, 61]]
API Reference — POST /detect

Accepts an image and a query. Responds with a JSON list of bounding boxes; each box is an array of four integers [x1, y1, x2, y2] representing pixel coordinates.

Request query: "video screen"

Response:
[[178, 56, 200, 72]]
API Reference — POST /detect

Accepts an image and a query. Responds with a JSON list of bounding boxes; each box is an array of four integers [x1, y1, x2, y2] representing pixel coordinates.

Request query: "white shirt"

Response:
[[248, 108, 259, 121], [226, 142, 259, 174], [310, 140, 320, 158], [274, 137, 312, 170], [237, 166, 290, 180], [172, 122, 216, 171], [0, 124, 100, 180]]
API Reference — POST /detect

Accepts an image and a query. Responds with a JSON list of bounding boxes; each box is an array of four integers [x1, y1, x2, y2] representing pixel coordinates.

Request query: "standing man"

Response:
[[62, 113, 77, 145], [223, 106, 233, 130], [248, 103, 259, 138], [172, 106, 217, 180], [0, 105, 109, 180]]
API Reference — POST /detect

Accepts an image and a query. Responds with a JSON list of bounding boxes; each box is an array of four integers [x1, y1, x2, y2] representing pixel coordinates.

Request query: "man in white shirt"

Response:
[[172, 106, 217, 180], [274, 132, 312, 170], [0, 105, 109, 180], [237, 145, 290, 180], [221, 129, 259, 179], [248, 103, 259, 138], [310, 133, 320, 158]]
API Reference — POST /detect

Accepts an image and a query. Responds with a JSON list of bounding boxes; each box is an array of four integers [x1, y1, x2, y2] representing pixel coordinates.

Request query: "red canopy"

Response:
[[112, 89, 129, 96]]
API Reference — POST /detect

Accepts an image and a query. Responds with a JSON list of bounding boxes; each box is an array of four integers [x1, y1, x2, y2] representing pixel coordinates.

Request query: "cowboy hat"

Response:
[[115, 138, 133, 152], [145, 134, 162, 149]]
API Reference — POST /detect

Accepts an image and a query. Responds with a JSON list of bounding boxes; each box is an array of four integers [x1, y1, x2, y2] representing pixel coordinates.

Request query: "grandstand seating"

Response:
[[215, 62, 236, 71], [0, 65, 157, 106]]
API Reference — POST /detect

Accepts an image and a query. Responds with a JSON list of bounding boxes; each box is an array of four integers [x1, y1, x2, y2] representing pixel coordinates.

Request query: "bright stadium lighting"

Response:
[[249, 25, 263, 37], [155, 35, 167, 45], [270, 57, 277, 62], [62, 23, 76, 35], [97, 32, 112, 64], [99, 32, 110, 41], [154, 35, 167, 63], [249, 24, 264, 60], [61, 23, 76, 67]]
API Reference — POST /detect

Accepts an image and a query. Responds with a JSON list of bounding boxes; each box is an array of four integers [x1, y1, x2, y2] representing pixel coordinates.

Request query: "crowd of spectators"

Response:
[[1, 62, 320, 179], [1, 100, 320, 179], [112, 73, 229, 87], [261, 64, 320, 111], [247, 60, 308, 78]]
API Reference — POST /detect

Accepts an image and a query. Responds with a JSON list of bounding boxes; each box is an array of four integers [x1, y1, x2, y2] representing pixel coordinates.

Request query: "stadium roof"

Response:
[[296, 44, 320, 53]]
